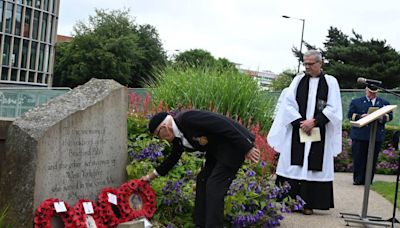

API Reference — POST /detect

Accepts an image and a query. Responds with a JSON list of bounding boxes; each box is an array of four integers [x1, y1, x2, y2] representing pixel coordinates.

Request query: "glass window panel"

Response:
[[1, 68, 8, 80], [20, 70, 27, 81], [26, 0, 32, 6], [17, 0, 23, 4], [21, 40, 29, 68], [0, 1, 3, 30], [30, 41, 37, 70], [38, 44, 44, 71], [11, 69, 18, 81], [2, 36, 11, 65], [13, 38, 20, 67], [28, 71, 35, 82], [24, 8, 31, 37], [52, 0, 55, 13], [35, 0, 40, 9], [43, 0, 48, 11], [46, 46, 51, 72], [15, 5, 23, 35], [5, 3, 14, 34], [32, 11, 39, 39], [48, 15, 53, 43], [41, 13, 47, 41], [37, 73, 43, 83]]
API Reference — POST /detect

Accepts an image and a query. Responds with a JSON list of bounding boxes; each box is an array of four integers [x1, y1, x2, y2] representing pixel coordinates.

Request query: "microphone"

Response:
[[357, 77, 382, 85]]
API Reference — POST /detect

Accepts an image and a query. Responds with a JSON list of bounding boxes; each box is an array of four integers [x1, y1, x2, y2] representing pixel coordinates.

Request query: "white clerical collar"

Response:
[[171, 118, 193, 149]]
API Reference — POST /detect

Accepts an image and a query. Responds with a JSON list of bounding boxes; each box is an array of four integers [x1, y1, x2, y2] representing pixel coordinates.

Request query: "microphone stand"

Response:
[[367, 82, 400, 228]]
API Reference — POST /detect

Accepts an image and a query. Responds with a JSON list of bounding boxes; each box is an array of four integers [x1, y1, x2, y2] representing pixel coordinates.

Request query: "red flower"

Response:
[[34, 198, 75, 228], [72, 199, 106, 228], [97, 188, 123, 228], [118, 179, 157, 221]]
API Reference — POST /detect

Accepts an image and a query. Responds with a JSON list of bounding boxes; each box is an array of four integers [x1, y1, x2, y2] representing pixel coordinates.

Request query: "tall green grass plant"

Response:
[[146, 66, 275, 131]]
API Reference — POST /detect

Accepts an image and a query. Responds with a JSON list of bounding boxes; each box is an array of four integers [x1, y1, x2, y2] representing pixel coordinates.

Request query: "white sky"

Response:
[[58, 0, 400, 74]]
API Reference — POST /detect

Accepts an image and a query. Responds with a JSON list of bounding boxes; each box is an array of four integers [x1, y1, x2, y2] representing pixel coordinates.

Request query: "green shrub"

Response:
[[146, 66, 275, 132]]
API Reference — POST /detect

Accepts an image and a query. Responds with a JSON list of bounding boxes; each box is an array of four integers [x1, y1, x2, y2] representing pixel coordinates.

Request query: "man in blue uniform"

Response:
[[348, 84, 393, 185]]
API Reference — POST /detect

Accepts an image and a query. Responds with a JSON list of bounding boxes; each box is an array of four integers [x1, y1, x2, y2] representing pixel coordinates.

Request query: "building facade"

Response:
[[0, 0, 59, 87], [239, 68, 277, 90]]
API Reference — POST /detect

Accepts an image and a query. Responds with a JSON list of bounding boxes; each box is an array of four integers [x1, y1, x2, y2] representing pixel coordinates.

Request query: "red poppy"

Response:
[[34, 198, 74, 228]]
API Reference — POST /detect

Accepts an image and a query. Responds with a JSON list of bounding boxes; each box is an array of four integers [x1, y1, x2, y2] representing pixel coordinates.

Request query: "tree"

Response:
[[53, 9, 166, 88], [269, 69, 295, 91], [174, 49, 237, 71], [291, 27, 400, 89]]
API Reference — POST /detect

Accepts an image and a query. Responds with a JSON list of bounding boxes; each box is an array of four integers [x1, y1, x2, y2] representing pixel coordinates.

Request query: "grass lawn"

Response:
[[372, 181, 399, 209]]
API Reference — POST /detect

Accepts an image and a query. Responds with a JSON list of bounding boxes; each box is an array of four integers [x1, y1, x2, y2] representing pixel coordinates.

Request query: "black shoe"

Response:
[[353, 182, 364, 185]]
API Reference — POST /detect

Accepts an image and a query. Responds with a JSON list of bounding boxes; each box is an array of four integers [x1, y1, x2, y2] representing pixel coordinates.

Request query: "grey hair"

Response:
[[304, 50, 322, 62]]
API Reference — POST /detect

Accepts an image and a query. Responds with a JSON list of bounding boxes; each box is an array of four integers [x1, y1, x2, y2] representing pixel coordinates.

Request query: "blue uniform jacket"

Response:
[[348, 96, 392, 142]]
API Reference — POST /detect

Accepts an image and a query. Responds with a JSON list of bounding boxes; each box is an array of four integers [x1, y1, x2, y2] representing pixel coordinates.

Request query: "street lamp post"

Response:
[[282, 15, 305, 73]]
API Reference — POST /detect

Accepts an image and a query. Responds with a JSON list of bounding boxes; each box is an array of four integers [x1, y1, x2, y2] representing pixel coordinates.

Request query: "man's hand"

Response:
[[245, 147, 260, 163], [140, 172, 156, 182], [300, 119, 316, 135]]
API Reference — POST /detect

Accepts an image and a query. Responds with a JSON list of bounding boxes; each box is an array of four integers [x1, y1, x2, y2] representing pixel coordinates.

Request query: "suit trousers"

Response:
[[194, 155, 240, 228], [351, 140, 382, 184]]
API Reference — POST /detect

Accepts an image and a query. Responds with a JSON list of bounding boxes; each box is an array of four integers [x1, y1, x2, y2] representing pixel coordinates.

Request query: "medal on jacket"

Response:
[[193, 136, 208, 146]]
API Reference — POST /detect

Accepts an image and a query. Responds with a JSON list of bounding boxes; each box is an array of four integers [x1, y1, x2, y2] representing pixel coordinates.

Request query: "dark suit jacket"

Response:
[[155, 110, 255, 176], [348, 96, 392, 142]]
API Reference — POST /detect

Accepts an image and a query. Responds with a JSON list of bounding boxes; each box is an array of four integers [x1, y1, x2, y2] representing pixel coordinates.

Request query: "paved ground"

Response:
[[279, 172, 399, 228]]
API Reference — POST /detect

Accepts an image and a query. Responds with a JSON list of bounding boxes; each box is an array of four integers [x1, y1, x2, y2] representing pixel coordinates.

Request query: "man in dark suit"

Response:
[[141, 110, 260, 228], [348, 84, 393, 185]]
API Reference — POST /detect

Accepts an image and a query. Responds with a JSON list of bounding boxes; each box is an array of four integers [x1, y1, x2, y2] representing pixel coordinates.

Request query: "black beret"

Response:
[[148, 112, 168, 134], [366, 84, 378, 93]]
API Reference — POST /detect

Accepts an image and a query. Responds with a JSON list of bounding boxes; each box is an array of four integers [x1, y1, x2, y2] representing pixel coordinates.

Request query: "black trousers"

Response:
[[194, 155, 240, 228], [351, 140, 382, 184]]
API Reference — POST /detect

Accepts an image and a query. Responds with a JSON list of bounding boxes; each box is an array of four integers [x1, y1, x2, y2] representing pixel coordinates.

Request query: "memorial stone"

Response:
[[0, 78, 128, 227]]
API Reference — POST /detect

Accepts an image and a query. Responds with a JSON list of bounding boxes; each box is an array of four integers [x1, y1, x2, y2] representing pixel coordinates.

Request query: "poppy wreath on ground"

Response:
[[72, 199, 107, 228], [97, 187, 124, 227], [34, 198, 75, 228], [118, 179, 157, 220]]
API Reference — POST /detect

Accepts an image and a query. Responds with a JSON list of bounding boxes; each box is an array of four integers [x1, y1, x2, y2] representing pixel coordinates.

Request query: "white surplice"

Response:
[[267, 73, 342, 181]]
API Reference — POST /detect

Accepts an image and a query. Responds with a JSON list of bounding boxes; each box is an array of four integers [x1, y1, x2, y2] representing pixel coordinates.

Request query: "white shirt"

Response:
[[172, 119, 194, 149]]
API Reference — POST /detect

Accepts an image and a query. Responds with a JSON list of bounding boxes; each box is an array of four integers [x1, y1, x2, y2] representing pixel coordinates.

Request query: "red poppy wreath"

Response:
[[97, 187, 124, 227], [72, 199, 106, 228], [118, 179, 157, 221], [34, 198, 74, 228]]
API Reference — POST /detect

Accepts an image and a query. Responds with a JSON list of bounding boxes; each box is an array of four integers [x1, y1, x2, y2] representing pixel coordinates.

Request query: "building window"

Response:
[[20, 70, 27, 81], [28, 71, 35, 82], [24, 8, 31, 37], [26, 0, 32, 6], [0, 1, 3, 30], [15, 5, 23, 35], [41, 13, 47, 41], [21, 39, 29, 68], [16, 0, 23, 4], [13, 38, 20, 67], [2, 36, 11, 66], [5, 2, 14, 34], [38, 43, 45, 71], [32, 10, 39, 39], [37, 72, 43, 83], [43, 0, 48, 11], [48, 15, 53, 42], [11, 69, 18, 81], [30, 41, 37, 70], [1, 68, 8, 80], [35, 0, 41, 9]]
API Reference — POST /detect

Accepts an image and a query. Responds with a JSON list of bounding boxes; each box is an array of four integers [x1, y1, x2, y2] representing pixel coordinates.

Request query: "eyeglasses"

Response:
[[303, 62, 318, 66], [155, 125, 164, 138]]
